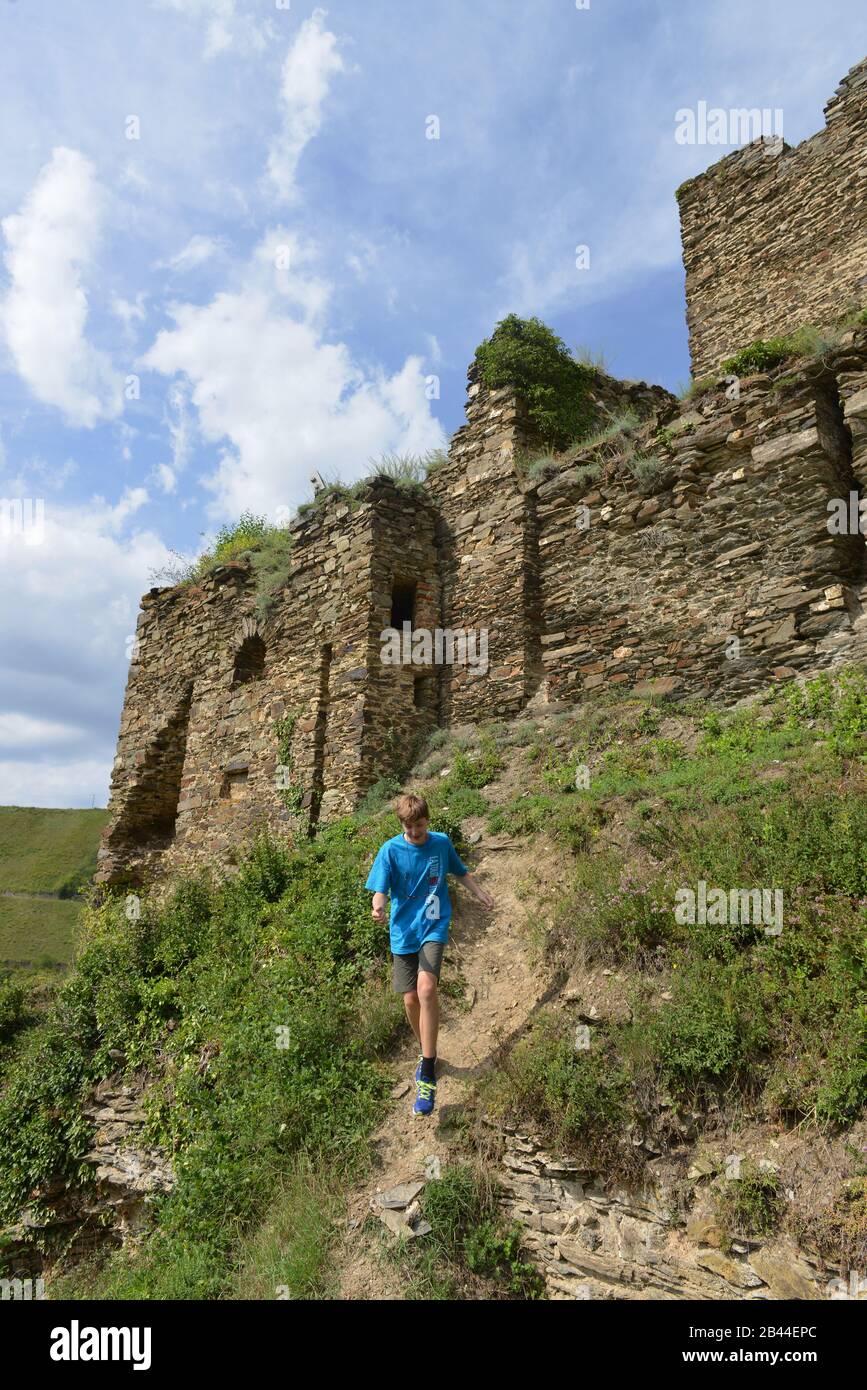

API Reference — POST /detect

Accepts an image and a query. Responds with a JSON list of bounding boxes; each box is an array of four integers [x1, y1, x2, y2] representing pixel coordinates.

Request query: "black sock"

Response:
[[420, 1055, 436, 1082]]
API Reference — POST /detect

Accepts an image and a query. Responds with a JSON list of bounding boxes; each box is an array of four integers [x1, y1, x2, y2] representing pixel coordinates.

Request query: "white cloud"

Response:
[[5, 455, 80, 494], [153, 0, 268, 60], [159, 234, 228, 273], [267, 9, 346, 202], [0, 148, 123, 428], [156, 464, 177, 494], [152, 380, 195, 494], [346, 238, 379, 281], [141, 229, 445, 519], [0, 759, 113, 811], [498, 192, 681, 320], [104, 486, 149, 532], [112, 292, 148, 328], [0, 713, 76, 748], [0, 491, 172, 808]]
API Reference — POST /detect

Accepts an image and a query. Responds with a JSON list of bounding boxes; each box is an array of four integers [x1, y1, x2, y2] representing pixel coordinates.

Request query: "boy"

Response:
[[366, 793, 495, 1118]]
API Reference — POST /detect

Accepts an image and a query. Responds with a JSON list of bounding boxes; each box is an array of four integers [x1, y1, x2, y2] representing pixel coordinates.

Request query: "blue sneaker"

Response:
[[414, 1053, 423, 1082], [413, 1077, 436, 1118]]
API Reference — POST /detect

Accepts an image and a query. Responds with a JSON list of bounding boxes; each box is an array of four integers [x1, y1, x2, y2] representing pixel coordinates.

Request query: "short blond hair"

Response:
[[395, 793, 429, 825]]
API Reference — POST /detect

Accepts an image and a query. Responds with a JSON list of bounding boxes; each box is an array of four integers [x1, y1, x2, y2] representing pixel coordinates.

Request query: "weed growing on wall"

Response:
[[274, 713, 305, 813], [473, 314, 596, 449]]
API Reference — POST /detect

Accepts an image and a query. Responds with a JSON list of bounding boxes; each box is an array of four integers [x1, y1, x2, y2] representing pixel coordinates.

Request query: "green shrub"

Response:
[[149, 511, 295, 605], [357, 777, 401, 817], [432, 786, 487, 821], [517, 451, 559, 480], [422, 448, 450, 476], [464, 1220, 544, 1297], [576, 409, 640, 453], [236, 831, 294, 903], [716, 1163, 786, 1242], [0, 823, 402, 1296], [250, 529, 296, 617], [790, 1176, 867, 1271], [380, 1164, 545, 1300], [680, 375, 718, 400], [721, 336, 802, 376], [367, 453, 431, 487], [487, 794, 597, 854], [487, 1012, 634, 1171], [573, 462, 602, 489], [778, 668, 867, 756], [0, 977, 28, 1046], [643, 961, 772, 1103], [584, 870, 678, 963], [474, 315, 595, 448], [626, 452, 670, 492], [449, 742, 503, 789]]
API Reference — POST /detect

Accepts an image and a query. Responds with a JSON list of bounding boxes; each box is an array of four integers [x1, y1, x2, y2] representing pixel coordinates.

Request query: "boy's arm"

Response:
[[445, 835, 495, 911], [365, 845, 391, 923], [371, 892, 388, 923], [461, 872, 495, 911]]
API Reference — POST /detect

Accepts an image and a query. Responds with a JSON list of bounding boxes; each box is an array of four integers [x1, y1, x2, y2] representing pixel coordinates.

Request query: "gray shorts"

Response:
[[392, 940, 446, 994]]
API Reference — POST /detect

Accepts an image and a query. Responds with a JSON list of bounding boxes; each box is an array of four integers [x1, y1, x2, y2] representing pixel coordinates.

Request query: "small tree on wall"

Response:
[[473, 314, 596, 450]]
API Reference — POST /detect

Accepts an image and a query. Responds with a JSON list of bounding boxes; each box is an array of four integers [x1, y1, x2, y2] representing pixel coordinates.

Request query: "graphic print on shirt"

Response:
[[424, 853, 441, 922]]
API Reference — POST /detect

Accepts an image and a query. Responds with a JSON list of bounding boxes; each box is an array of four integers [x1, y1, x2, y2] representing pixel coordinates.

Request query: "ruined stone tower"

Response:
[[97, 56, 867, 889], [677, 56, 867, 378]]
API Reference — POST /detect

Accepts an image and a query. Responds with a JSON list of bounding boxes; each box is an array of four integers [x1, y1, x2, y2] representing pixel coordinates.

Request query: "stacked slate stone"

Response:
[[493, 1123, 848, 1302], [535, 329, 867, 705], [678, 55, 867, 378]]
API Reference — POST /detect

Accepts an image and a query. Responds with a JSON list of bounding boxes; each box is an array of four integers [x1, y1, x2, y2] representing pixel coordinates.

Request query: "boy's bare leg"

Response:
[[417, 971, 439, 1058], [404, 990, 421, 1051]]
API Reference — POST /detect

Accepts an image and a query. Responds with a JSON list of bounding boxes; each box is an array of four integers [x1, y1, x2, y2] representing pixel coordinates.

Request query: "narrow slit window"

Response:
[[413, 675, 434, 710], [390, 581, 416, 628]]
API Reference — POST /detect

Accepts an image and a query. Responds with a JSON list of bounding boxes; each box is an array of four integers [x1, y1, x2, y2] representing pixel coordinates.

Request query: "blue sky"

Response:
[[0, 0, 863, 807]]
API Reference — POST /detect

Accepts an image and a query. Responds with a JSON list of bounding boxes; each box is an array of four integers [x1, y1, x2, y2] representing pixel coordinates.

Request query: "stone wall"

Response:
[[678, 57, 867, 378], [363, 482, 441, 790], [426, 366, 545, 723], [535, 332, 867, 705], [96, 479, 439, 886], [0, 1070, 173, 1279], [494, 1125, 856, 1301], [97, 330, 867, 887], [426, 363, 674, 723], [98, 44, 867, 893]]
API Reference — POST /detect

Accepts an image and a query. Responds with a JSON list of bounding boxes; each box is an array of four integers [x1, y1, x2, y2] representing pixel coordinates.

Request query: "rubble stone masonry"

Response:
[[678, 57, 867, 378], [97, 58, 867, 888]]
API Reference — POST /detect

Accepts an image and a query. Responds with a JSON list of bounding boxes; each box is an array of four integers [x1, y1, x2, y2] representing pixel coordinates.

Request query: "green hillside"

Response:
[[0, 897, 85, 966], [0, 807, 108, 966], [0, 807, 109, 895], [0, 667, 865, 1300]]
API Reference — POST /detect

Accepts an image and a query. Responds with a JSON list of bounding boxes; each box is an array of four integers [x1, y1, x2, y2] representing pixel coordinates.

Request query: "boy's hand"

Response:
[[371, 893, 388, 924], [464, 874, 495, 911]]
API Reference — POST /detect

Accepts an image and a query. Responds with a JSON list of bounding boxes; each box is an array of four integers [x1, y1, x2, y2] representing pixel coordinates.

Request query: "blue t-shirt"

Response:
[[365, 831, 468, 953]]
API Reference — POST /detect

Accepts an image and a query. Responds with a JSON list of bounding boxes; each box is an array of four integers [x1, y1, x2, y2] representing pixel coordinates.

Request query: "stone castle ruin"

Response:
[[96, 57, 867, 888]]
